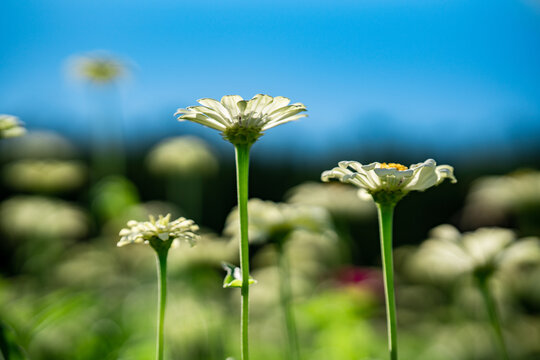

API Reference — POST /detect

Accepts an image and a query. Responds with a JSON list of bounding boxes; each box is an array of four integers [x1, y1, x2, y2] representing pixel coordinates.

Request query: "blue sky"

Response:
[[1, 0, 540, 160]]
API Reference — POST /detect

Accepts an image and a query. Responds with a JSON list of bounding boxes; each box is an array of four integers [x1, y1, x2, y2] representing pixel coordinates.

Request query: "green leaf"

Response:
[[222, 262, 257, 288]]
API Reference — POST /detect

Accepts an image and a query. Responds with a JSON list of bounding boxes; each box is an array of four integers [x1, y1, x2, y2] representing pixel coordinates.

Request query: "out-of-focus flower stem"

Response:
[[155, 246, 169, 360], [235, 143, 251, 360], [376, 202, 398, 360], [276, 238, 300, 360], [476, 275, 510, 360]]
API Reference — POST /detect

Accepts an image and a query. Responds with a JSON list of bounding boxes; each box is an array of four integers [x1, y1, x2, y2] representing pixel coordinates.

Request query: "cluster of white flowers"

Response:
[[176, 94, 307, 145], [224, 198, 333, 244], [0, 115, 26, 139], [118, 214, 200, 248], [407, 225, 540, 282]]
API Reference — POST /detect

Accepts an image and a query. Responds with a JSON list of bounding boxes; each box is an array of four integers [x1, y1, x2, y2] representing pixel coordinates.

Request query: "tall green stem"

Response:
[[376, 203, 398, 360], [235, 144, 251, 360], [155, 248, 169, 360], [476, 276, 510, 360], [276, 240, 300, 360]]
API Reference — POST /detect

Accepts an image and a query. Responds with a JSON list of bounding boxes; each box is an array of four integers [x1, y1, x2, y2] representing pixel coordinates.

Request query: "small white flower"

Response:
[[175, 94, 307, 145], [321, 159, 456, 203], [118, 214, 199, 248], [0, 115, 26, 139], [408, 225, 540, 282]]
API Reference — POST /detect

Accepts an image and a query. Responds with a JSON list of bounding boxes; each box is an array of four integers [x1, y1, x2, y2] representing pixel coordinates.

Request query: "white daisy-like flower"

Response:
[[118, 214, 199, 248], [407, 225, 540, 282], [0, 115, 26, 139], [175, 94, 307, 145], [321, 159, 456, 204]]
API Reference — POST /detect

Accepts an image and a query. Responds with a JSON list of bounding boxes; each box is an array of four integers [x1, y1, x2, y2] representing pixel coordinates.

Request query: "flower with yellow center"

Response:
[[321, 158, 456, 360], [322, 159, 456, 204], [118, 214, 199, 248], [175, 94, 307, 145]]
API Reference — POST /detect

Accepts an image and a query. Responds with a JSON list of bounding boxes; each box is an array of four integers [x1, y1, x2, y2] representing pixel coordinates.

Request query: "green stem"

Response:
[[235, 143, 251, 360], [376, 203, 398, 360], [476, 276, 510, 360], [155, 248, 169, 360], [277, 240, 300, 360]]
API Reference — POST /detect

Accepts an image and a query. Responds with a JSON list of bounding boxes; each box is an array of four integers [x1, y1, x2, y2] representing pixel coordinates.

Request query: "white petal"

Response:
[[221, 95, 244, 118], [262, 113, 307, 130], [198, 98, 232, 122]]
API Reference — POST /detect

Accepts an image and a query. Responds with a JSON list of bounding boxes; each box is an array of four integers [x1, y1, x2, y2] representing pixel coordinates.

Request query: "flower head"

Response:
[[175, 94, 307, 145], [321, 159, 456, 204], [118, 214, 199, 248], [0, 115, 26, 139]]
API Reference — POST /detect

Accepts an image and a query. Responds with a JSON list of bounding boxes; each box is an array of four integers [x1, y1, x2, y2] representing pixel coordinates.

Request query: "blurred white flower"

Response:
[[223, 198, 334, 244], [168, 233, 237, 270], [321, 159, 456, 203], [0, 114, 25, 139], [3, 159, 86, 193], [118, 214, 199, 248], [407, 225, 540, 282], [465, 170, 540, 223], [175, 94, 307, 145], [286, 181, 375, 219], [1, 131, 77, 160], [146, 136, 218, 177], [0, 196, 88, 239], [69, 52, 126, 84]]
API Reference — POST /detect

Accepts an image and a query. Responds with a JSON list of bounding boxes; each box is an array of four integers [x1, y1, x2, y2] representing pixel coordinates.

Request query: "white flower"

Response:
[[0, 115, 26, 139], [407, 225, 540, 282], [118, 214, 199, 248], [146, 136, 218, 177], [175, 94, 307, 145], [224, 198, 333, 244], [321, 159, 456, 203], [0, 196, 87, 239]]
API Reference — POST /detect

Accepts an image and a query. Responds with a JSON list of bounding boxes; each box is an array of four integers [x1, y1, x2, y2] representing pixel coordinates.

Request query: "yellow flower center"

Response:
[[380, 162, 408, 171]]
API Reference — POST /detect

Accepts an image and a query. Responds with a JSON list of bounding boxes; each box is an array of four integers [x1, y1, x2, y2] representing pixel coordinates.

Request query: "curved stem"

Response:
[[277, 240, 300, 360], [156, 249, 169, 360], [376, 203, 398, 360], [476, 276, 510, 360], [235, 144, 251, 360]]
